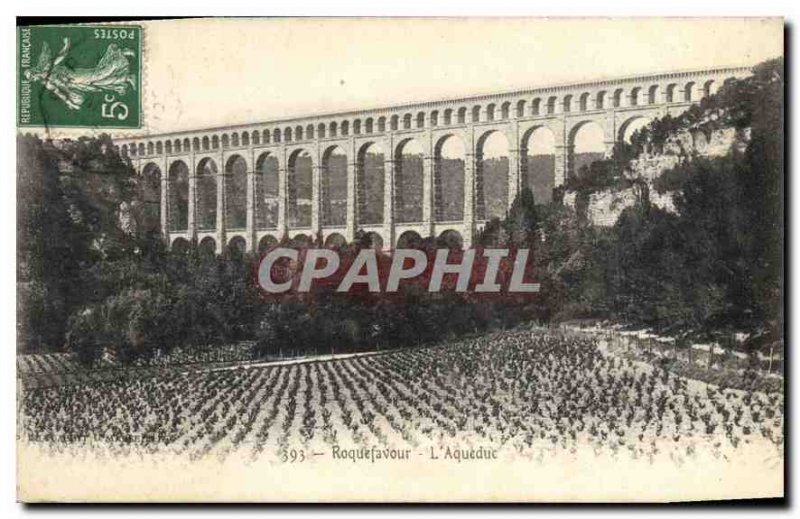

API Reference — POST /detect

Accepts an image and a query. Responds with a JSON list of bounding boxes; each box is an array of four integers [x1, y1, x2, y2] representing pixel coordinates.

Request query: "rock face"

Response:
[[566, 127, 750, 226], [579, 189, 677, 227]]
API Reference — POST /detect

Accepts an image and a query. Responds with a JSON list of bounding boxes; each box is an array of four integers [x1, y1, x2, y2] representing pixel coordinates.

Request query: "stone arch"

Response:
[[618, 116, 650, 144], [665, 83, 677, 103], [394, 138, 425, 223], [476, 130, 510, 220], [165, 161, 189, 232], [341, 120, 349, 136], [284, 127, 293, 142], [647, 85, 658, 104], [329, 121, 338, 138], [324, 232, 347, 248], [362, 231, 384, 250], [202, 136, 210, 150], [192, 137, 200, 152], [471, 105, 481, 123], [321, 145, 348, 226], [121, 144, 129, 157], [612, 88, 623, 108], [199, 236, 217, 256], [486, 103, 496, 121], [255, 152, 279, 229], [416, 112, 425, 128], [295, 125, 304, 141], [241, 132, 249, 146], [139, 162, 162, 234], [212, 135, 219, 149], [165, 141, 172, 154], [443, 109, 453, 125], [196, 157, 218, 231], [221, 134, 230, 148], [516, 100, 526, 118], [596, 91, 606, 110], [306, 124, 314, 140], [317, 123, 326, 139], [436, 229, 463, 250], [289, 233, 312, 248], [396, 230, 424, 249], [288, 149, 313, 228], [227, 235, 247, 254], [262, 129, 270, 144], [630, 87, 641, 106], [171, 237, 190, 254], [434, 135, 465, 222], [579, 93, 590, 112], [568, 120, 606, 179], [147, 142, 154, 155], [273, 129, 281, 143], [138, 143, 145, 155], [231, 133, 239, 146], [365, 118, 374, 134], [356, 142, 385, 225], [258, 234, 279, 253], [457, 107, 467, 124], [521, 126, 556, 204], [403, 113, 412, 130], [390, 115, 399, 131], [430, 110, 439, 127], [703, 79, 716, 98], [224, 154, 248, 229], [684, 81, 695, 102], [546, 96, 557, 115], [563, 95, 573, 113], [531, 98, 541, 116], [378, 116, 386, 132], [500, 101, 510, 120], [251, 131, 259, 145]]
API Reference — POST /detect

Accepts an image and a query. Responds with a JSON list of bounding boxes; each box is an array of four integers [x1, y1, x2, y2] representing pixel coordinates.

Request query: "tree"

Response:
[[503, 188, 539, 247], [17, 134, 137, 352]]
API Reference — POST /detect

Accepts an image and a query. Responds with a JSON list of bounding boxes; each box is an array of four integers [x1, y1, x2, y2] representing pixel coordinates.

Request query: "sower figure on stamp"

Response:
[[24, 37, 137, 111]]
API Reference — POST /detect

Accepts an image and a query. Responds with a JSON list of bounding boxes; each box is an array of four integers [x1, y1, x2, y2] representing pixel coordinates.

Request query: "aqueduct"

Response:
[[116, 65, 751, 253]]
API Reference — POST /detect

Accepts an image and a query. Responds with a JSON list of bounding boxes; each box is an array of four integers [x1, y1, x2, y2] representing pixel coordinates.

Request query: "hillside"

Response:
[[530, 58, 783, 341]]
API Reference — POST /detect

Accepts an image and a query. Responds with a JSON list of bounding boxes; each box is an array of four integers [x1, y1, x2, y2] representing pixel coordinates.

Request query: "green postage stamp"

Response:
[[17, 24, 142, 128]]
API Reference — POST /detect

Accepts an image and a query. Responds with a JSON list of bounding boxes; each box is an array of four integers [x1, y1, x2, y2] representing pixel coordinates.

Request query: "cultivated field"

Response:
[[18, 331, 784, 463]]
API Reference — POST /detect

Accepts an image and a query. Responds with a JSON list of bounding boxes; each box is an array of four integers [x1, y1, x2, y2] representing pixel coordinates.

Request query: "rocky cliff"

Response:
[[565, 126, 751, 226]]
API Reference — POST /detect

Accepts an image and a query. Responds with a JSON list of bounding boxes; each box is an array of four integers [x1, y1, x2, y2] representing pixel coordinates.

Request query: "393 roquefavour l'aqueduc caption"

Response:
[[16, 17, 784, 502]]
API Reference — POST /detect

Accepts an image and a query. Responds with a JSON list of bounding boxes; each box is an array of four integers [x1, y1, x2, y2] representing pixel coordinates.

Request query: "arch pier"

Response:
[[117, 66, 750, 252]]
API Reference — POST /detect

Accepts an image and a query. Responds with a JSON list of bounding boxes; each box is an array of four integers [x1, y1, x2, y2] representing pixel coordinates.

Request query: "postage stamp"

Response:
[[15, 17, 784, 503], [17, 24, 142, 128]]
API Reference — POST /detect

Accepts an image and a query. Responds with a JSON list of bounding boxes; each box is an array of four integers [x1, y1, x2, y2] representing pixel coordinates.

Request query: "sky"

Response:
[[39, 17, 783, 140]]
